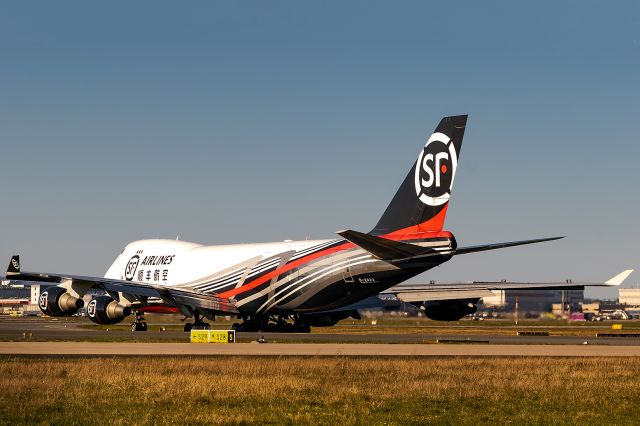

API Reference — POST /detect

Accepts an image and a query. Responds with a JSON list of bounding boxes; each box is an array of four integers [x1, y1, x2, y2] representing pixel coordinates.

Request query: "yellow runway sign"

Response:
[[190, 330, 236, 343], [210, 330, 236, 343]]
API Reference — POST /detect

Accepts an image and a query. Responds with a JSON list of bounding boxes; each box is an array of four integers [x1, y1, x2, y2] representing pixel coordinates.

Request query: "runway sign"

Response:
[[189, 330, 236, 343], [612, 324, 623, 330], [210, 330, 236, 343], [190, 330, 209, 343]]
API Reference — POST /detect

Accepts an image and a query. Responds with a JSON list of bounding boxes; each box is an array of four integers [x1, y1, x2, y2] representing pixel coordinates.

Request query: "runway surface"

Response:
[[4, 317, 640, 345], [2, 341, 640, 356]]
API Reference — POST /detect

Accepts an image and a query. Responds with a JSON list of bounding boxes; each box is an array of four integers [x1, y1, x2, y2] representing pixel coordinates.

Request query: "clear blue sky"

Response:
[[1, 1, 638, 298]]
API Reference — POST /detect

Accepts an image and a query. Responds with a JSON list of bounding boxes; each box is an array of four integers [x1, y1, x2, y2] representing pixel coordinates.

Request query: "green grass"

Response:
[[1, 356, 639, 425]]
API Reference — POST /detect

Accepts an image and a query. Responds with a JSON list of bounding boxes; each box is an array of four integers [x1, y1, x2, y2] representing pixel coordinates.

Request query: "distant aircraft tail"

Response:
[[6, 255, 20, 276], [370, 115, 467, 236]]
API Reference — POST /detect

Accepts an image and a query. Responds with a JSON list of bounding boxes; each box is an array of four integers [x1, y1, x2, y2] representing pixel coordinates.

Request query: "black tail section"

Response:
[[370, 115, 468, 236]]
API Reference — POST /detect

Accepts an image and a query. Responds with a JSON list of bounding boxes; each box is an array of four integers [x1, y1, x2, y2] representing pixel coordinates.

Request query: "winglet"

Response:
[[605, 269, 633, 286], [6, 255, 20, 276]]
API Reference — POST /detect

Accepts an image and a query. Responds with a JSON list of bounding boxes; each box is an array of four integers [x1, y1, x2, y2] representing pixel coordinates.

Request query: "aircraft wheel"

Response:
[[295, 323, 311, 333], [132, 322, 148, 332], [231, 323, 244, 332], [183, 323, 193, 333]]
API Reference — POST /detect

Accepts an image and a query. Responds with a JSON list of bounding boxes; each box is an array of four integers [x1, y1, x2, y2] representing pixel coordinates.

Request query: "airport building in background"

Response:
[[619, 289, 640, 306], [0, 281, 31, 315], [0, 282, 51, 316], [619, 289, 640, 317], [481, 289, 584, 313]]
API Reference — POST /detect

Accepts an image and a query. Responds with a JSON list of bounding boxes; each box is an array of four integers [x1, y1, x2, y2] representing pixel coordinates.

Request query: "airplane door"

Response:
[[342, 266, 354, 283]]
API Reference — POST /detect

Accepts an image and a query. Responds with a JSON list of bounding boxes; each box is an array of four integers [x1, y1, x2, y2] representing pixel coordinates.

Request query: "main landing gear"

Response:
[[231, 314, 311, 333], [182, 310, 211, 332], [131, 312, 148, 332]]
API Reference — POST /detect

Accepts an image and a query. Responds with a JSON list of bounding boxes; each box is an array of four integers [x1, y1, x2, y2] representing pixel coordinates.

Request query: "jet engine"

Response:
[[422, 300, 477, 321], [87, 296, 131, 325], [38, 286, 84, 317]]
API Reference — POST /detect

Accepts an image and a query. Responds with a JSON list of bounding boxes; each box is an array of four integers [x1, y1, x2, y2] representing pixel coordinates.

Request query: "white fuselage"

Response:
[[104, 238, 331, 287], [101, 233, 453, 316]]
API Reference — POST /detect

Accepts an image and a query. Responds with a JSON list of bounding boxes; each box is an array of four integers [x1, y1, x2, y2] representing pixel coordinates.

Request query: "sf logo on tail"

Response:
[[414, 132, 458, 206]]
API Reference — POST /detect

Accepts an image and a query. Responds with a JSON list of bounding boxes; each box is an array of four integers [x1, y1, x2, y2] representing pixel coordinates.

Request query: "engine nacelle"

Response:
[[87, 296, 131, 325], [422, 300, 477, 321], [38, 286, 84, 317]]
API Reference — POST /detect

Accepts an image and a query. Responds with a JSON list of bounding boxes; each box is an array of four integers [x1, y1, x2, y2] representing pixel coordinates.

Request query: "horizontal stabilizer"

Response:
[[336, 229, 439, 261], [454, 237, 564, 255]]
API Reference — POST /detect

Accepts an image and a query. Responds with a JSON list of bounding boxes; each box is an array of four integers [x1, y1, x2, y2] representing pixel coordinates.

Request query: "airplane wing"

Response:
[[4, 255, 238, 316], [385, 269, 634, 302]]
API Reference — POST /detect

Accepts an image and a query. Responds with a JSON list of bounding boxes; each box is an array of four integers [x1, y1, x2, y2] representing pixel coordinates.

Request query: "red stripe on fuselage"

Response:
[[138, 306, 179, 314], [220, 197, 452, 300], [216, 242, 354, 299], [216, 230, 453, 300]]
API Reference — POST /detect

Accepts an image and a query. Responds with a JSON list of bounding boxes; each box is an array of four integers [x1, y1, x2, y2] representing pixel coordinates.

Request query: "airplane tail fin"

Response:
[[370, 115, 467, 236], [6, 255, 20, 276]]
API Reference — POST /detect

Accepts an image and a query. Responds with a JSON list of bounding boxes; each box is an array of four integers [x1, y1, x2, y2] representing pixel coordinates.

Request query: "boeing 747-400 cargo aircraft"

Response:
[[4, 116, 632, 332]]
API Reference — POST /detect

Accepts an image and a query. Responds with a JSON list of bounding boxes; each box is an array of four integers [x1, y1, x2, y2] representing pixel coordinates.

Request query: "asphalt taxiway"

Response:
[[3, 317, 640, 345]]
